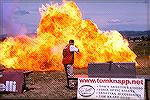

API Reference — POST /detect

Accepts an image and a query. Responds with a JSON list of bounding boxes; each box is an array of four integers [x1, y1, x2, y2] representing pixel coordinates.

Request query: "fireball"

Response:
[[0, 1, 137, 71]]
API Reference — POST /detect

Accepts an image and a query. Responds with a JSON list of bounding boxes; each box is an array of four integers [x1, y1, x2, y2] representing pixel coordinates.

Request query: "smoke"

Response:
[[2, 0, 28, 36]]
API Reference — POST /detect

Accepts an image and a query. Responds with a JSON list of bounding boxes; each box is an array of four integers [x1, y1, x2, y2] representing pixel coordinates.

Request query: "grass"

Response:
[[132, 40, 150, 75], [132, 41, 150, 56]]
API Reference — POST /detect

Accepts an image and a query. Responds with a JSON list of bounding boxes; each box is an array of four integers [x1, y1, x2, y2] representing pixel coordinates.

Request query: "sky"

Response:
[[0, 0, 149, 35]]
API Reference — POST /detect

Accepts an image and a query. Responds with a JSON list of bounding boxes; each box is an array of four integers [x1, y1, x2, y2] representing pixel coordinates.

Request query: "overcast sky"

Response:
[[0, 0, 149, 35]]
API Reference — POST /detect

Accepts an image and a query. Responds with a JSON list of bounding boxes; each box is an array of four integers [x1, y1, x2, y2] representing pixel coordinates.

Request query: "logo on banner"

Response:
[[0, 81, 17, 92], [79, 85, 95, 97]]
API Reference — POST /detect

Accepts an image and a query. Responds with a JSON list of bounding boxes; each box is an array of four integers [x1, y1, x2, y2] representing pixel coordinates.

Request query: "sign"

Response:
[[77, 78, 145, 100], [0, 81, 17, 92], [0, 71, 24, 93]]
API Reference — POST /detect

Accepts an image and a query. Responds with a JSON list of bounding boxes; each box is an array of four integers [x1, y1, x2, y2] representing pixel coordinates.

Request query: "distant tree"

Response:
[[147, 35, 150, 41], [141, 36, 145, 41], [133, 37, 136, 42], [127, 37, 130, 41]]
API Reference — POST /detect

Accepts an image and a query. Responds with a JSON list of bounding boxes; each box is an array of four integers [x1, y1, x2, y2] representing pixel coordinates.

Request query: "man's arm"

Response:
[[70, 45, 79, 53]]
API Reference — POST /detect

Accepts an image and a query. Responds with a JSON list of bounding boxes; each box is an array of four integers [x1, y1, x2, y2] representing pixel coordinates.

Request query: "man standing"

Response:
[[62, 40, 79, 89]]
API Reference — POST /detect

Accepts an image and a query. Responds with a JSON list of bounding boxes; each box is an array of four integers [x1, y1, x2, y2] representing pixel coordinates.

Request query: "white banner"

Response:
[[77, 78, 145, 100]]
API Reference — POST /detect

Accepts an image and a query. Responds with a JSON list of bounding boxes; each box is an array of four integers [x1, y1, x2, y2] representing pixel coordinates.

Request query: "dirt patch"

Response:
[[0, 69, 87, 99]]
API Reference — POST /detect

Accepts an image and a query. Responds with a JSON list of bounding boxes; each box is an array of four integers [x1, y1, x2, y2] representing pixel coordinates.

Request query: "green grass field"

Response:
[[130, 40, 150, 75], [132, 41, 150, 56]]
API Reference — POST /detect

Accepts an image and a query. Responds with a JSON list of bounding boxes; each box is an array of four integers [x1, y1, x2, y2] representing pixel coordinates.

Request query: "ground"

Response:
[[0, 69, 86, 99], [0, 64, 150, 99]]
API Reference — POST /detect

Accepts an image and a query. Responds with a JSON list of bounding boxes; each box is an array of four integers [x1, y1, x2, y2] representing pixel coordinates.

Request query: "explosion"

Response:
[[0, 1, 137, 71]]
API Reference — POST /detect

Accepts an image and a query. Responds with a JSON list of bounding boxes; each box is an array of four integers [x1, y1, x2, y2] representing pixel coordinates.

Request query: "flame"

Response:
[[0, 1, 137, 71]]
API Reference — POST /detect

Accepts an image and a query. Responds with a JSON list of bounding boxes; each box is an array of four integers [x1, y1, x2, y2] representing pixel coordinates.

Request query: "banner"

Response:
[[77, 78, 145, 100]]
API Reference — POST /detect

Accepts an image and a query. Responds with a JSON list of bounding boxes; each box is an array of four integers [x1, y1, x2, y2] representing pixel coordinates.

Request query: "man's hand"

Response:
[[76, 49, 79, 54]]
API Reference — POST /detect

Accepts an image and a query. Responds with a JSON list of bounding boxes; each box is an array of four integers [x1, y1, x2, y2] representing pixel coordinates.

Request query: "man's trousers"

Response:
[[64, 64, 74, 88]]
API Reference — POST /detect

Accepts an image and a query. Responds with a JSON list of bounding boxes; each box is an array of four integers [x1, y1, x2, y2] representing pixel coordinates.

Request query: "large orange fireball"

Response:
[[0, 1, 137, 71]]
